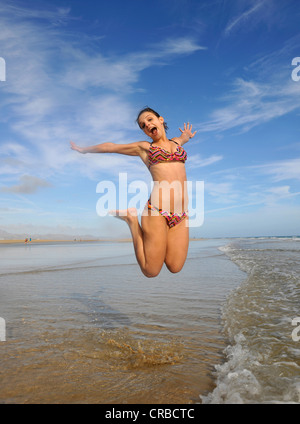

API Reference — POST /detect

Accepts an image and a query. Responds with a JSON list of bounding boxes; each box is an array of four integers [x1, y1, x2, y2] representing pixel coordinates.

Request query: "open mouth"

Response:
[[150, 126, 158, 135]]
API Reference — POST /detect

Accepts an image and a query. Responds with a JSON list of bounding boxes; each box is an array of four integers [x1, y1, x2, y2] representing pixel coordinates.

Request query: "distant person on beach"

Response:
[[70, 107, 196, 277]]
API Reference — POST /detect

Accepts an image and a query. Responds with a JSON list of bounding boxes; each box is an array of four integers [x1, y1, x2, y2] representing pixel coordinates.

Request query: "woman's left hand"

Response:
[[179, 122, 197, 141]]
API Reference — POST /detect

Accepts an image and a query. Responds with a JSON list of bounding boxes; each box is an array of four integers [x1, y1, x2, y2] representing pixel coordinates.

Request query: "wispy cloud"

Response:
[[60, 37, 205, 92], [224, 0, 268, 37], [253, 158, 300, 182], [208, 157, 300, 187], [197, 77, 300, 133], [203, 155, 300, 217], [205, 5, 300, 134], [205, 181, 239, 206], [0, 0, 298, 238], [188, 153, 223, 169], [1, 175, 52, 194], [245, 33, 300, 78], [0, 2, 73, 26], [0, 2, 205, 183]]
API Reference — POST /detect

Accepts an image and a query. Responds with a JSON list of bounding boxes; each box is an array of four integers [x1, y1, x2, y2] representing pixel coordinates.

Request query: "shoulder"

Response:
[[135, 141, 151, 164], [136, 141, 151, 150], [109, 140, 150, 157], [135, 141, 151, 156]]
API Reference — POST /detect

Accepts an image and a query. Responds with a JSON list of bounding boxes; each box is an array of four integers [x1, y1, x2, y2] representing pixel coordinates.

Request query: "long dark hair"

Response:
[[136, 107, 168, 131]]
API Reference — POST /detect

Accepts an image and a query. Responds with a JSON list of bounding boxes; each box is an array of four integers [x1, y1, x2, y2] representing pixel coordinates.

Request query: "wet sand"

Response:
[[0, 239, 243, 404]]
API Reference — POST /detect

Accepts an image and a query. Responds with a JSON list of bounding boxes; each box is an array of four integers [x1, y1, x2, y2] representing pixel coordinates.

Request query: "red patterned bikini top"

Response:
[[148, 140, 187, 168]]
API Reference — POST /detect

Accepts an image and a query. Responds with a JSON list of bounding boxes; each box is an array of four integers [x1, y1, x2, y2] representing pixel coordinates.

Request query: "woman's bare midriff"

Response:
[[149, 162, 188, 214]]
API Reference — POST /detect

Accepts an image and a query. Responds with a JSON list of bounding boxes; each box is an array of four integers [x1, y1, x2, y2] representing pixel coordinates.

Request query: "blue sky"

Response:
[[0, 0, 300, 238]]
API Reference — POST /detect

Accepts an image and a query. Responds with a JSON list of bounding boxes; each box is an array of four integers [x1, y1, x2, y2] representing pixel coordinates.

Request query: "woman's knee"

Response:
[[165, 260, 184, 274], [143, 269, 160, 278], [142, 263, 163, 278]]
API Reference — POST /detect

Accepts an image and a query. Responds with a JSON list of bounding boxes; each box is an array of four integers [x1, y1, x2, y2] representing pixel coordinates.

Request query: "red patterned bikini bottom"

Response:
[[147, 200, 188, 228]]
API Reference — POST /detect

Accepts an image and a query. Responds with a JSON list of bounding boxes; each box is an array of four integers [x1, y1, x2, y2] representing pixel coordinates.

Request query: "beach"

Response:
[[0, 238, 133, 245], [0, 237, 299, 404]]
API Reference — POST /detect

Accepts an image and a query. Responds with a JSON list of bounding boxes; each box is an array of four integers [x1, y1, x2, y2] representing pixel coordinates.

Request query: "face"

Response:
[[138, 112, 165, 140]]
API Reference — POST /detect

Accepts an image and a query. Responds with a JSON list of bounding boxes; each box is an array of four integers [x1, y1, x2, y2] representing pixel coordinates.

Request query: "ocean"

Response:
[[0, 237, 299, 404], [202, 237, 300, 404]]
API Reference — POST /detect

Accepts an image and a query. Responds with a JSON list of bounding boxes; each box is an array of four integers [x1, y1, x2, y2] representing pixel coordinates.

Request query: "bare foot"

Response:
[[108, 208, 138, 223]]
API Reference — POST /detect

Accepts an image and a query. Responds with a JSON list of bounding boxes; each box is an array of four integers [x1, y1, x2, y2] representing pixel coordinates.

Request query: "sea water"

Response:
[[0, 239, 242, 404], [0, 238, 299, 404], [202, 237, 300, 404]]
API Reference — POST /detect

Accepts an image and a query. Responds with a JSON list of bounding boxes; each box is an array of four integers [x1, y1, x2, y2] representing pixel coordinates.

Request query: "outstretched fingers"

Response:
[[179, 122, 197, 139], [70, 141, 86, 153]]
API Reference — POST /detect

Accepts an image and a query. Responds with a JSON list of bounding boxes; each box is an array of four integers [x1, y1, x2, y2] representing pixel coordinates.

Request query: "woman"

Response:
[[70, 107, 196, 278]]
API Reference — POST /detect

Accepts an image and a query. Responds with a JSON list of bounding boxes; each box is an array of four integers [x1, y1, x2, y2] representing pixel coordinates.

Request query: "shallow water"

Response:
[[0, 239, 244, 404], [202, 237, 300, 404]]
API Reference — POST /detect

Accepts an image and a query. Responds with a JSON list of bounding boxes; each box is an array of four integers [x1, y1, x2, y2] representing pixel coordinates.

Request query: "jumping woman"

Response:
[[70, 107, 196, 278]]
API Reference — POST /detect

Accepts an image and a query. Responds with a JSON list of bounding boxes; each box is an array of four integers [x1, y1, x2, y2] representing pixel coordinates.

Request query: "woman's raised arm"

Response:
[[175, 122, 197, 146], [70, 141, 149, 156]]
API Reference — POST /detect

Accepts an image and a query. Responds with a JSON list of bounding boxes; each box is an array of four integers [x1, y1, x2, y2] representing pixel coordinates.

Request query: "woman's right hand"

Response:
[[70, 141, 86, 154]]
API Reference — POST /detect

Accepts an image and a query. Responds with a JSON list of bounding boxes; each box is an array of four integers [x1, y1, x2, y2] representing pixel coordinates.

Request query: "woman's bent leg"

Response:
[[164, 217, 189, 273], [112, 208, 168, 278]]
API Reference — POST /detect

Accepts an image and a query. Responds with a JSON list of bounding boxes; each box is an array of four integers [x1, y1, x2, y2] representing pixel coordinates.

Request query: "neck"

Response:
[[152, 132, 168, 144]]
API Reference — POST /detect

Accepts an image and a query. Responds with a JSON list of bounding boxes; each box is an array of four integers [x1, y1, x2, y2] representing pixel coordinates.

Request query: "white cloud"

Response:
[[203, 156, 300, 218], [267, 185, 290, 196], [153, 37, 207, 55], [205, 181, 239, 206], [197, 77, 300, 133], [0, 3, 72, 26], [60, 37, 205, 92], [254, 158, 300, 182], [0, 3, 205, 183], [188, 154, 223, 169], [224, 1, 268, 37], [1, 175, 52, 194]]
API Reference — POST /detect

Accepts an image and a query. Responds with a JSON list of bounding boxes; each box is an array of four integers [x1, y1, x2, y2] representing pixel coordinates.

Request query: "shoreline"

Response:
[[0, 238, 131, 245], [0, 238, 237, 404], [0, 238, 206, 245]]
